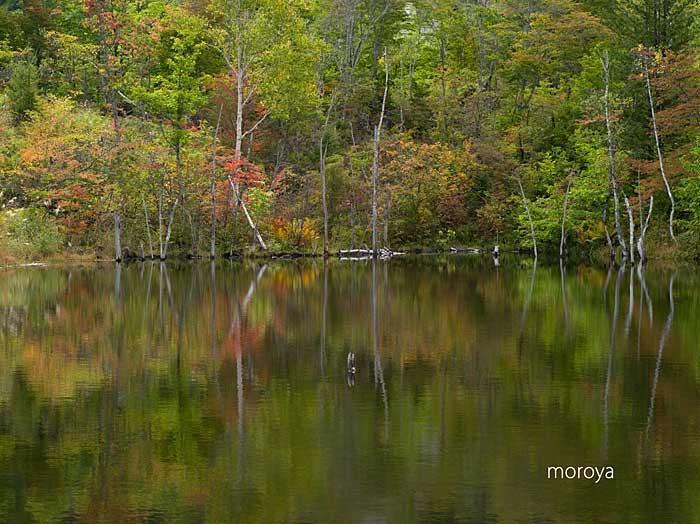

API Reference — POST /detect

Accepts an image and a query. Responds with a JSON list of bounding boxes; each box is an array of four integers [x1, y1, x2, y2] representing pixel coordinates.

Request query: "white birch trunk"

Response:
[[560, 177, 572, 258], [644, 57, 677, 243], [601, 50, 627, 260], [518, 178, 537, 259], [211, 105, 223, 260], [372, 51, 389, 256], [142, 195, 153, 258]]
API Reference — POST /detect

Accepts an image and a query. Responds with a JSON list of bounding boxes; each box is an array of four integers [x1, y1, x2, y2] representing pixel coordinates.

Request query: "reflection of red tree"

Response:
[[222, 322, 263, 360]]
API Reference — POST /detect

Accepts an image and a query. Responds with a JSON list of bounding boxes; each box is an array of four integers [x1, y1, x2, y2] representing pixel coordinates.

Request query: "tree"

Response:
[[126, 4, 209, 258]]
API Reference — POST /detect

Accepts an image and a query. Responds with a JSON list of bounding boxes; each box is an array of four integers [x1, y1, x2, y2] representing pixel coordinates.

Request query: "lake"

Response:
[[1, 257, 698, 523]]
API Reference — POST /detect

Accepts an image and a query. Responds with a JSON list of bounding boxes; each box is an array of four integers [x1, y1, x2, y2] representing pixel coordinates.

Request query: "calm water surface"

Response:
[[1, 257, 699, 523]]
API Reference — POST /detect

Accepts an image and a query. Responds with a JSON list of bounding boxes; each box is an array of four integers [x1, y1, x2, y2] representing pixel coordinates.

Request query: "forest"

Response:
[[1, 0, 700, 262]]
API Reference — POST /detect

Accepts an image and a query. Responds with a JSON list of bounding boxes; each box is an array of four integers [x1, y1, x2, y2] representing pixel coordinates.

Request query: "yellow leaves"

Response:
[[272, 217, 319, 248]]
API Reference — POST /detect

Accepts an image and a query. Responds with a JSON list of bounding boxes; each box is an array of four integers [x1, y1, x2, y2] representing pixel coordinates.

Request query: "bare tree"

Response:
[[141, 195, 154, 258], [601, 50, 628, 261], [372, 50, 389, 256], [114, 213, 122, 262], [319, 89, 338, 256], [637, 196, 654, 263], [517, 178, 537, 259], [560, 174, 573, 259]]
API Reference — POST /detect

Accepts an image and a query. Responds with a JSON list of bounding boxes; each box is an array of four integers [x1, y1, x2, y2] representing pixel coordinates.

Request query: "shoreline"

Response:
[[2, 248, 695, 269]]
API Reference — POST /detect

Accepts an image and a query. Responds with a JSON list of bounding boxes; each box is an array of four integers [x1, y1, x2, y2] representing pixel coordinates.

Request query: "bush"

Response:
[[0, 208, 64, 259]]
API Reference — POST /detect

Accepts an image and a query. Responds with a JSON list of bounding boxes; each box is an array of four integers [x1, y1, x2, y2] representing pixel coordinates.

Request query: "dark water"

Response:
[[1, 257, 699, 523]]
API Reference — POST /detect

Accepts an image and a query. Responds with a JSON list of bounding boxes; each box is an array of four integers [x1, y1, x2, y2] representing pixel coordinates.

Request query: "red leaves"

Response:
[[222, 156, 264, 188]]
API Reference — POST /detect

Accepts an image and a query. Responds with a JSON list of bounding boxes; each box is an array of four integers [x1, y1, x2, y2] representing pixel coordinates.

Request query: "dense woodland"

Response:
[[1, 0, 700, 261]]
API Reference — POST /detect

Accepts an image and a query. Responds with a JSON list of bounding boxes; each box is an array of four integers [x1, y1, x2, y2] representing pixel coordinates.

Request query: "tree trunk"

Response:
[[644, 57, 677, 243], [114, 213, 122, 262], [350, 200, 356, 249], [384, 190, 391, 248], [637, 196, 654, 263], [613, 188, 628, 259], [142, 195, 153, 258], [162, 196, 179, 260], [158, 191, 164, 259], [517, 178, 537, 259], [560, 177, 572, 258], [227, 177, 267, 250], [211, 105, 223, 260], [622, 189, 635, 265], [372, 125, 379, 255], [602, 198, 615, 263], [320, 137, 329, 255]]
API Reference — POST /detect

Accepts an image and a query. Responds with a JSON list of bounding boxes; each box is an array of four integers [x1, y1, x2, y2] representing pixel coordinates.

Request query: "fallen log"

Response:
[[450, 246, 481, 254]]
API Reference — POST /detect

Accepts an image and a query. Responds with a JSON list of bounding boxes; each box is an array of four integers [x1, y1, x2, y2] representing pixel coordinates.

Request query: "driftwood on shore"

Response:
[[339, 248, 404, 260]]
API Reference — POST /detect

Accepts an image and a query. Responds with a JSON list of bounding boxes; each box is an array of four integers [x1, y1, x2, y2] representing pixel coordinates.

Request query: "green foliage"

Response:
[[0, 208, 64, 258]]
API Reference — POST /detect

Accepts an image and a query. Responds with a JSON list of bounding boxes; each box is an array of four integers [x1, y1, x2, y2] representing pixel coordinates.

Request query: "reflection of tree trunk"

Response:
[[115, 262, 122, 309], [560, 259, 569, 334], [519, 259, 537, 339], [625, 267, 634, 337], [372, 259, 388, 435], [320, 262, 328, 378], [158, 262, 164, 327], [211, 261, 218, 377], [604, 263, 624, 459], [224, 264, 268, 440], [636, 265, 645, 361], [141, 261, 153, 334], [643, 274, 675, 448], [637, 264, 653, 323]]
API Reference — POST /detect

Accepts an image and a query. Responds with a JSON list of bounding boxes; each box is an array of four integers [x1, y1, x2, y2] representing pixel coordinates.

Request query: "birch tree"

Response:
[[209, 0, 320, 250], [640, 47, 677, 244]]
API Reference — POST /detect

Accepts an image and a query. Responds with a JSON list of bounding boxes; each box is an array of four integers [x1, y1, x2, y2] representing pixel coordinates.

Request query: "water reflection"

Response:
[[0, 258, 698, 523]]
